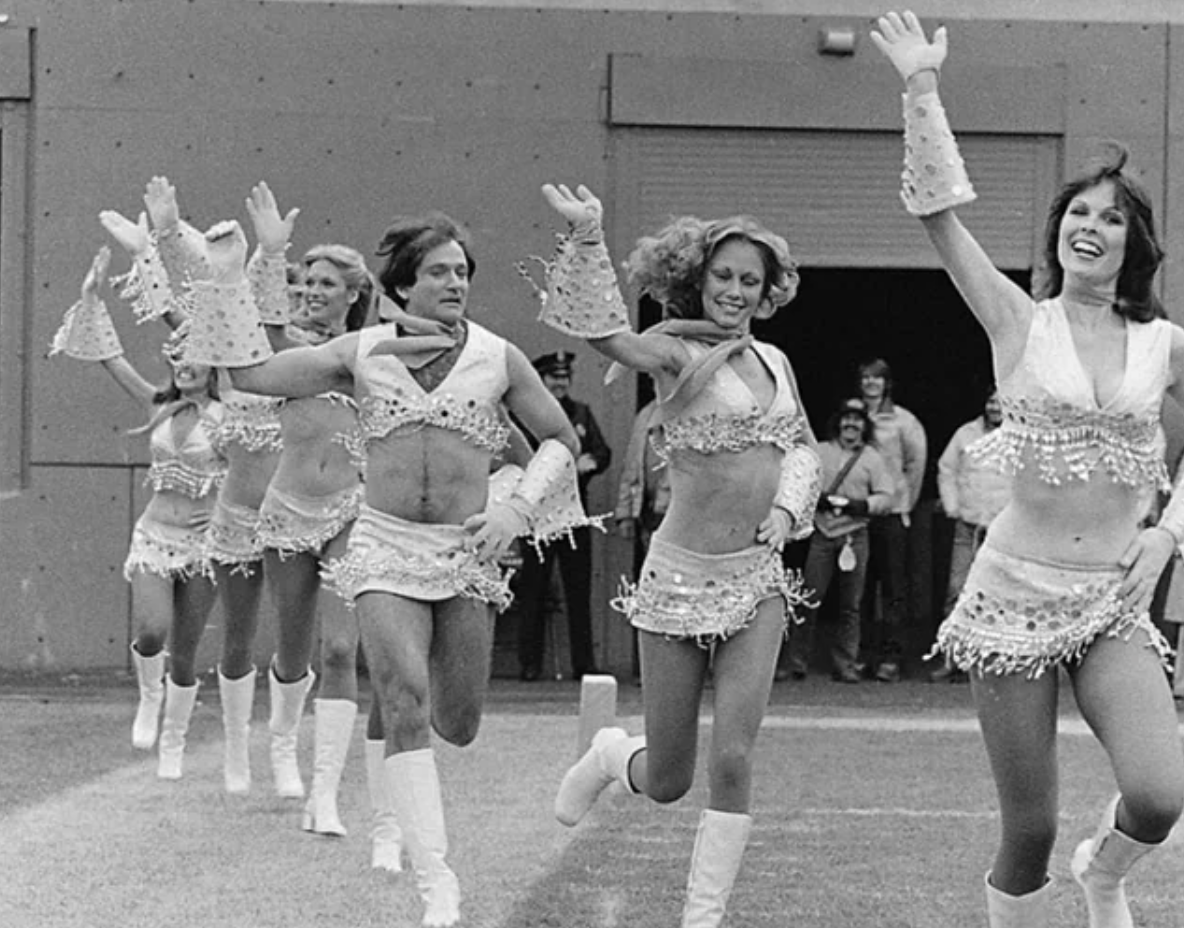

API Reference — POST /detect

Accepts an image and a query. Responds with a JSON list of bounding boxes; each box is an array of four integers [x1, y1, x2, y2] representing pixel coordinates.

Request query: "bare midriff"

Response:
[[657, 444, 781, 554], [990, 469, 1147, 566], [141, 486, 216, 530], [269, 396, 359, 499]]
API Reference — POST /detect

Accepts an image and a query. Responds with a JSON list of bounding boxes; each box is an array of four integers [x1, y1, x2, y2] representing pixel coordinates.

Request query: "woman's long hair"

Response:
[[1035, 142, 1165, 322], [128, 366, 220, 436], [302, 244, 377, 332], [625, 215, 798, 321]]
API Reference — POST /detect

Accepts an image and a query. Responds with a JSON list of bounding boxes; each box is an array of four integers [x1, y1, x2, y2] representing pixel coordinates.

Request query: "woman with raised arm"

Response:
[[177, 212, 585, 928], [103, 179, 304, 799], [253, 238, 388, 857], [872, 12, 1184, 927], [102, 189, 399, 862], [532, 184, 821, 928], [50, 246, 225, 780]]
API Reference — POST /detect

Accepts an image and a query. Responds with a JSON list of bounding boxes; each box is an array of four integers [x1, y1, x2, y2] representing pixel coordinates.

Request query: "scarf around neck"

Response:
[[604, 319, 754, 424], [365, 306, 462, 370]]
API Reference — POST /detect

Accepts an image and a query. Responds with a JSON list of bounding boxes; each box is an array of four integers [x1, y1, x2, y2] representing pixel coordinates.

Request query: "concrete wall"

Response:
[[0, 0, 1178, 672]]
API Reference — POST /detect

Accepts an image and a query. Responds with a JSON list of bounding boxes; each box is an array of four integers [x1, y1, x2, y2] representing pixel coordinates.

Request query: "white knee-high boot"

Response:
[[366, 738, 404, 872], [387, 750, 459, 928], [984, 872, 1052, 928], [219, 666, 256, 794], [681, 809, 752, 928], [157, 677, 199, 780], [268, 664, 315, 799], [301, 698, 357, 835], [554, 727, 644, 826], [131, 644, 166, 750], [1071, 796, 1159, 928]]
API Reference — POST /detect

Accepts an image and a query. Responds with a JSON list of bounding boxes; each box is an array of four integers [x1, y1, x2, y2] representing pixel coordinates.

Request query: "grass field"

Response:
[[1, 672, 1181, 927]]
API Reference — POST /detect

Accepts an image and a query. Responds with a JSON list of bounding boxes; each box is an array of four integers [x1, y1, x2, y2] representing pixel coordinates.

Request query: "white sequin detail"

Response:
[[970, 395, 1167, 489], [216, 395, 285, 453], [344, 392, 509, 464], [657, 411, 805, 460]]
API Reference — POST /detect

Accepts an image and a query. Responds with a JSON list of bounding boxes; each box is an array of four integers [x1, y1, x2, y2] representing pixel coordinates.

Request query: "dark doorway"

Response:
[[641, 266, 1028, 492], [760, 266, 1027, 483], [779, 267, 1028, 662]]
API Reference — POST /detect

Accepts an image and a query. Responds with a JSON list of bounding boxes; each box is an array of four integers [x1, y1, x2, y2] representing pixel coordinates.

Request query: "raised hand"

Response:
[[81, 246, 112, 303], [99, 209, 151, 257], [143, 176, 180, 232], [203, 220, 249, 285], [541, 183, 603, 231], [869, 11, 947, 83], [245, 181, 299, 255]]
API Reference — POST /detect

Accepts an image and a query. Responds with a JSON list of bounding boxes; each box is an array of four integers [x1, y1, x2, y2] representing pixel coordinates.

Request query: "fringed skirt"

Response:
[[258, 484, 362, 557], [933, 542, 1172, 679], [614, 536, 811, 646], [205, 497, 264, 573], [322, 504, 512, 611], [124, 514, 210, 581]]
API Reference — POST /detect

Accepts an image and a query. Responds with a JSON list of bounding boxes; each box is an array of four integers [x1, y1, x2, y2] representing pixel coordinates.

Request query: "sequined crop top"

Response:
[[972, 298, 1172, 489], [147, 401, 226, 498], [349, 321, 511, 457], [655, 339, 807, 461], [215, 387, 285, 454]]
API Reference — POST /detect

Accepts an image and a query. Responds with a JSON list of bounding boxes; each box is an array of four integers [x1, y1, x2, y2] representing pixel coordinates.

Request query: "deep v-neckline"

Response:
[[167, 403, 201, 451], [725, 343, 779, 415], [1057, 299, 1130, 411], [402, 322, 468, 395]]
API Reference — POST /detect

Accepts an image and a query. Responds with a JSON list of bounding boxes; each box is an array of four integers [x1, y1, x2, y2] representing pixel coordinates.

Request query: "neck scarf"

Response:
[[605, 319, 754, 425], [364, 307, 461, 370]]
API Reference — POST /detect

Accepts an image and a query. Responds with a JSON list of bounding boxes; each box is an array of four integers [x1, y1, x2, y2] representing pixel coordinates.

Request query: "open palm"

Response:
[[541, 183, 603, 228], [870, 11, 947, 81]]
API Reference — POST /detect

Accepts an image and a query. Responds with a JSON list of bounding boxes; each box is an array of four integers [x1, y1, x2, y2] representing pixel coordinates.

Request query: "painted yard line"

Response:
[[604, 713, 1116, 736], [760, 714, 1184, 737], [782, 806, 1000, 819]]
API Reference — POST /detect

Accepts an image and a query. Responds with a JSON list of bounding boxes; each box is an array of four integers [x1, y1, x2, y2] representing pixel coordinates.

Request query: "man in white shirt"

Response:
[[932, 390, 1010, 681]]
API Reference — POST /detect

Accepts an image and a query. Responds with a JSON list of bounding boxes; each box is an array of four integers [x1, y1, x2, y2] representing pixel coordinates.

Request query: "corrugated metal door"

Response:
[[615, 128, 1060, 270]]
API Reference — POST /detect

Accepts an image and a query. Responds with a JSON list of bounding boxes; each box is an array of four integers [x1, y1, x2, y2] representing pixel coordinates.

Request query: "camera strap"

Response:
[[825, 446, 864, 498]]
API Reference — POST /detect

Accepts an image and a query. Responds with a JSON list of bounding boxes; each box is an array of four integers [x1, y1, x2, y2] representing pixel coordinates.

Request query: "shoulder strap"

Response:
[[825, 446, 864, 497]]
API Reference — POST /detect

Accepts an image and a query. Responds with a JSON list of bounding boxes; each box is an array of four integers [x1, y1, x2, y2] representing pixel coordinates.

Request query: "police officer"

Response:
[[515, 351, 611, 680]]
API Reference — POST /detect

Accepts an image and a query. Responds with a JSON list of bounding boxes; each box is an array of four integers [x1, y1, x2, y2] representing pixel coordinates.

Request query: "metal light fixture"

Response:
[[818, 26, 856, 57]]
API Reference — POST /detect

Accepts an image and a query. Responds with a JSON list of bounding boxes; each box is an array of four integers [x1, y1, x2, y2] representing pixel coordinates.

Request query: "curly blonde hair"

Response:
[[624, 215, 799, 320]]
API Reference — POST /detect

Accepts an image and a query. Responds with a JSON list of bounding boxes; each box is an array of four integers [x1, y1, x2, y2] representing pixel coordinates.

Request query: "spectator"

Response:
[[930, 389, 1009, 682], [858, 357, 927, 682], [780, 398, 895, 682], [515, 350, 611, 681]]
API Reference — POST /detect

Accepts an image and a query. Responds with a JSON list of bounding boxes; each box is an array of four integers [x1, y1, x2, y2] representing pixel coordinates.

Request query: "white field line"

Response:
[[609, 712, 1114, 736], [761, 713, 1097, 734]]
